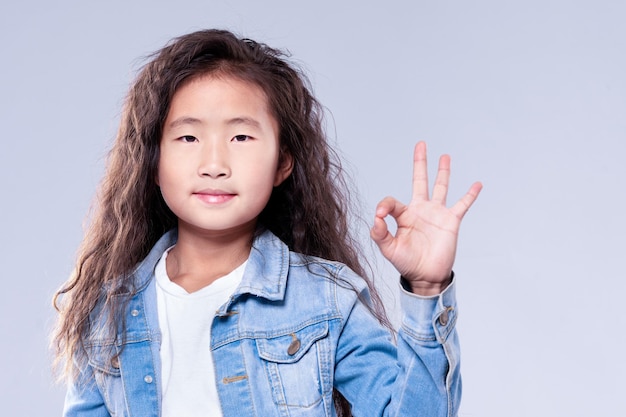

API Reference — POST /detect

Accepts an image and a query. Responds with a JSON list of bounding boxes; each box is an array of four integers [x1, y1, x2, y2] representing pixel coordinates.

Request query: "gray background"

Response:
[[1, 0, 624, 415]]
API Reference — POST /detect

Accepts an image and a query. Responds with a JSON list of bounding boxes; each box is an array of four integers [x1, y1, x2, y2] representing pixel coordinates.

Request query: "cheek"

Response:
[[246, 163, 279, 203], [155, 151, 166, 186], [155, 163, 178, 206], [156, 153, 178, 187], [255, 161, 281, 188], [155, 165, 166, 189]]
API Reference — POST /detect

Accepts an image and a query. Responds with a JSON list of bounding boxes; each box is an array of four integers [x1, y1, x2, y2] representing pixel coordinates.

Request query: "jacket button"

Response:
[[144, 375, 153, 384], [438, 307, 454, 326], [438, 310, 449, 326], [287, 333, 301, 356], [111, 357, 120, 369], [131, 309, 140, 317]]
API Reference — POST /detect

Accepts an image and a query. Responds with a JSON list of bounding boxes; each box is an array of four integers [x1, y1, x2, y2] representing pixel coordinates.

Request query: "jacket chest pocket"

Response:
[[87, 346, 127, 417], [256, 321, 330, 409]]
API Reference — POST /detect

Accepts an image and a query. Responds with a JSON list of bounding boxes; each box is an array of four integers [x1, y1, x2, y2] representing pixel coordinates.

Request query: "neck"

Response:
[[166, 223, 255, 292]]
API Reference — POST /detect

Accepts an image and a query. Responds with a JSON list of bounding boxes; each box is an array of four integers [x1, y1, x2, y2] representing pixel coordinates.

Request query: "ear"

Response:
[[273, 152, 294, 186]]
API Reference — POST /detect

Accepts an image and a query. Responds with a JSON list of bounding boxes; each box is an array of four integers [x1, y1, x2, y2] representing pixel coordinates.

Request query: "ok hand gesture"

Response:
[[370, 142, 482, 296]]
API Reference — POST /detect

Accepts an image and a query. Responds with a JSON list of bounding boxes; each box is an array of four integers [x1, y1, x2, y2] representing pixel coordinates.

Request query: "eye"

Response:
[[232, 134, 251, 142], [179, 135, 197, 143]]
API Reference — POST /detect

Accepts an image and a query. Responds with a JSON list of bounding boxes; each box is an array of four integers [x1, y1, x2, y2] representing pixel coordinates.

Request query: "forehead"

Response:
[[164, 74, 278, 132], [179, 72, 269, 102], [172, 74, 269, 109]]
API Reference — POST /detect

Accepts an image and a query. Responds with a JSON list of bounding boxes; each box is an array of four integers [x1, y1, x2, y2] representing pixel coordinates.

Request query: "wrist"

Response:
[[401, 273, 453, 296]]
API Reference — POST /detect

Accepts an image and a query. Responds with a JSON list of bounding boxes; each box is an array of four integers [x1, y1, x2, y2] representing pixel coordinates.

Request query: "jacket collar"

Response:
[[131, 228, 290, 305]]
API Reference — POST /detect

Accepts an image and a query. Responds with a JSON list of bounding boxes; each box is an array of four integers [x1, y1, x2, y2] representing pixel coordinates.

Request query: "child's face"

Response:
[[157, 74, 292, 238]]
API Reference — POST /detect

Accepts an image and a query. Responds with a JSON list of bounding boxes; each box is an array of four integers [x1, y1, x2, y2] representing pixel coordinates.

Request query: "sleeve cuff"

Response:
[[399, 273, 458, 343]]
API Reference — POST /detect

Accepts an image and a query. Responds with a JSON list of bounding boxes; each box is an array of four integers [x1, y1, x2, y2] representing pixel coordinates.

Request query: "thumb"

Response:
[[370, 216, 394, 254]]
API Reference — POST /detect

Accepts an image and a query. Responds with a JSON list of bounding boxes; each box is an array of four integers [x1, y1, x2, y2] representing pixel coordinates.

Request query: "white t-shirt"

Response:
[[155, 247, 245, 417]]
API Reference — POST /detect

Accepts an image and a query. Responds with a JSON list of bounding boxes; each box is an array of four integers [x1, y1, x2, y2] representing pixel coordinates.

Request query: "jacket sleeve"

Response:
[[333, 275, 461, 417], [63, 366, 112, 417]]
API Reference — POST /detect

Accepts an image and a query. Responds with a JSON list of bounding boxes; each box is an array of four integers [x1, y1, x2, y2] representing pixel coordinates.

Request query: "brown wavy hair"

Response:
[[52, 29, 390, 415]]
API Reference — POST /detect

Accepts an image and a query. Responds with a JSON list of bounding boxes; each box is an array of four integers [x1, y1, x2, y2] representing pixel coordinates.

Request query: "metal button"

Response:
[[438, 310, 449, 326], [287, 333, 301, 356], [111, 357, 120, 369], [131, 309, 139, 317], [144, 375, 153, 384], [438, 307, 454, 326]]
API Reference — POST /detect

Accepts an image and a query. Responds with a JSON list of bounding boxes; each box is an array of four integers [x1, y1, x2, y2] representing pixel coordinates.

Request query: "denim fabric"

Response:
[[63, 229, 461, 417]]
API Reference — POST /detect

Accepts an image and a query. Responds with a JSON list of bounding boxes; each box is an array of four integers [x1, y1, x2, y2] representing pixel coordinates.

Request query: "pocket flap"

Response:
[[86, 345, 121, 376], [256, 321, 328, 363]]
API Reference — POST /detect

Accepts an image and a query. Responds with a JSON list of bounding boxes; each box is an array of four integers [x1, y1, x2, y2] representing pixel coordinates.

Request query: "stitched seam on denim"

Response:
[[212, 316, 341, 349]]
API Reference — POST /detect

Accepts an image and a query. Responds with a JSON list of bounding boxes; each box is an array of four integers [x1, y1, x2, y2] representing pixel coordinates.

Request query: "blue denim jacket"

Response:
[[64, 229, 461, 416]]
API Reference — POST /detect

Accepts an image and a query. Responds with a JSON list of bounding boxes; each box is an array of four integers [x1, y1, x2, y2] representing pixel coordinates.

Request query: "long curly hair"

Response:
[[52, 29, 390, 415]]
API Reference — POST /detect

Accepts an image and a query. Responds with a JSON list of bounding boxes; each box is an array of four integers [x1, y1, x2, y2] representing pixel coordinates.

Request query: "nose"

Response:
[[199, 140, 231, 179]]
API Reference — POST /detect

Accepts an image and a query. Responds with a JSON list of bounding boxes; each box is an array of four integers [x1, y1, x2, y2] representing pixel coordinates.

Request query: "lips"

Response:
[[193, 189, 236, 204]]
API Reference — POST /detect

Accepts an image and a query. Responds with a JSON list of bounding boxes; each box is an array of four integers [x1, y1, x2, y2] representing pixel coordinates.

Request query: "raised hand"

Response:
[[370, 141, 482, 296]]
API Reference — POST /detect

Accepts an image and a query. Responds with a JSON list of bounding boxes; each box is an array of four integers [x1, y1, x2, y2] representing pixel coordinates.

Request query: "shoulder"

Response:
[[236, 249, 374, 343], [248, 228, 369, 296], [283, 251, 372, 324], [83, 231, 173, 345], [287, 251, 368, 293]]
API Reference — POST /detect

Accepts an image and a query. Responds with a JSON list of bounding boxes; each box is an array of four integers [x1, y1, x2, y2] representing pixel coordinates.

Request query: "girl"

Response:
[[52, 29, 482, 417]]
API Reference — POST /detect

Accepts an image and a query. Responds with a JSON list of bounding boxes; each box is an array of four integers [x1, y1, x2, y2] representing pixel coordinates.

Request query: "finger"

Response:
[[412, 141, 429, 202], [375, 196, 407, 221], [431, 154, 451, 205], [370, 215, 389, 243], [450, 181, 483, 219], [370, 216, 395, 253]]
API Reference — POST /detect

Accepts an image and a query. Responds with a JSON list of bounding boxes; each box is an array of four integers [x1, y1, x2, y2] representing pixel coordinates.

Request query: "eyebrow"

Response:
[[225, 117, 261, 129], [167, 116, 203, 129], [166, 116, 262, 129]]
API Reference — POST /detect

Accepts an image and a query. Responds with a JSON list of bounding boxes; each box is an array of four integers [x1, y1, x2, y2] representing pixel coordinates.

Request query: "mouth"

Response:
[[193, 189, 236, 204]]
